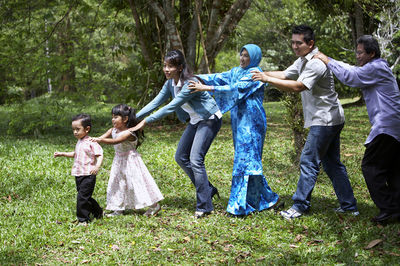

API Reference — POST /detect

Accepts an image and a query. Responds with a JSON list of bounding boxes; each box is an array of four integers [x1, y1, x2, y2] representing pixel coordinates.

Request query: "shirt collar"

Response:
[[303, 47, 319, 62], [79, 135, 89, 141], [172, 79, 182, 87]]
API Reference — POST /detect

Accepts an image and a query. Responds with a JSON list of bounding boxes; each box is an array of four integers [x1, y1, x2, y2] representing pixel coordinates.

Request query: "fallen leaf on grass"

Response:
[[223, 244, 234, 251], [289, 244, 299, 248], [307, 239, 323, 245], [365, 239, 383, 249], [294, 234, 303, 242], [344, 153, 354, 157], [81, 260, 90, 264]]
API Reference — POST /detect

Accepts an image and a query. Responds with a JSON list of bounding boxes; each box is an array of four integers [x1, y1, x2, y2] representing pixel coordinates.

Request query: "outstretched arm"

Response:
[[97, 130, 135, 145], [97, 128, 113, 139], [251, 70, 306, 93], [188, 80, 214, 93], [91, 128, 135, 145], [54, 151, 75, 158], [128, 120, 146, 133], [89, 128, 113, 143]]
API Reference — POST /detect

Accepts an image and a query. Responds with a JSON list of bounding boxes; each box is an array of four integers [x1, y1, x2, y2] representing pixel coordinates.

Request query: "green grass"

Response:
[[1, 101, 399, 265]]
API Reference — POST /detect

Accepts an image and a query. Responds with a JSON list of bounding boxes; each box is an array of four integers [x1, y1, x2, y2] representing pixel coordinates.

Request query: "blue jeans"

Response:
[[175, 116, 222, 212], [292, 123, 357, 213]]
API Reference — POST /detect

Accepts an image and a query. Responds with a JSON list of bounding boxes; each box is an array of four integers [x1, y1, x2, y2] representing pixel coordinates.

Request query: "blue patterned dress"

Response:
[[199, 44, 279, 215]]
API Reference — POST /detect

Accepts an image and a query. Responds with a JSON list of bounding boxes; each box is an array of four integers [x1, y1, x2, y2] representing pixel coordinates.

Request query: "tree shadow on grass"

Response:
[[160, 194, 230, 213], [0, 250, 36, 265], [223, 195, 400, 264]]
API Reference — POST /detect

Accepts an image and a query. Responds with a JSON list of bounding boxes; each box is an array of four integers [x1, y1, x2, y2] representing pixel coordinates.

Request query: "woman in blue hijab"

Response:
[[189, 44, 280, 216]]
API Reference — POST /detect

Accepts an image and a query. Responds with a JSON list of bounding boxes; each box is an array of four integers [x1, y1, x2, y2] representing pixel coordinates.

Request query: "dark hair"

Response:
[[111, 104, 144, 147], [164, 50, 193, 82], [292, 25, 315, 45], [357, 35, 381, 58], [72, 114, 92, 132]]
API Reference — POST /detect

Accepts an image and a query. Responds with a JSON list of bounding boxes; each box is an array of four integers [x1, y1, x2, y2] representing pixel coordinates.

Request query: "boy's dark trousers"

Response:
[[75, 175, 103, 222]]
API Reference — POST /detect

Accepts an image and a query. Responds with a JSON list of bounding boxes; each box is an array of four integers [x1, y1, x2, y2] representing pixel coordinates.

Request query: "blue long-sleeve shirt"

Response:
[[327, 58, 400, 144], [136, 78, 220, 124]]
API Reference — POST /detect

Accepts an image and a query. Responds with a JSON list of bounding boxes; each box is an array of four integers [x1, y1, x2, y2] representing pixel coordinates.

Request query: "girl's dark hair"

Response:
[[357, 35, 381, 58], [111, 104, 144, 148], [164, 50, 193, 82], [72, 113, 92, 132]]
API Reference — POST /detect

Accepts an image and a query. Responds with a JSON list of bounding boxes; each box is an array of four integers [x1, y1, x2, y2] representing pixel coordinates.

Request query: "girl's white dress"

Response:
[[106, 128, 164, 211]]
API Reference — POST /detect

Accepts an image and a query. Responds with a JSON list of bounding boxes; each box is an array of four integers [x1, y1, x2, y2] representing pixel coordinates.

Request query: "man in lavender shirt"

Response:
[[315, 35, 400, 223]]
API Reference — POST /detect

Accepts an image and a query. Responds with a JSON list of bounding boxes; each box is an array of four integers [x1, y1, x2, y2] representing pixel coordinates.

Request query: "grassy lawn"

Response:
[[1, 100, 399, 264]]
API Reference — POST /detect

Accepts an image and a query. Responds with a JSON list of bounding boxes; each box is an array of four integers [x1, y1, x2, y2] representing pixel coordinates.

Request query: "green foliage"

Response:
[[2, 94, 114, 136], [1, 100, 399, 264], [0, 0, 157, 104]]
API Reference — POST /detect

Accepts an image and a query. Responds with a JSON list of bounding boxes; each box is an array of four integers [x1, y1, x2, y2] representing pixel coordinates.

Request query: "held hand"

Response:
[[89, 137, 101, 143], [188, 80, 211, 93], [130, 119, 146, 132], [250, 70, 269, 83], [313, 52, 330, 65]]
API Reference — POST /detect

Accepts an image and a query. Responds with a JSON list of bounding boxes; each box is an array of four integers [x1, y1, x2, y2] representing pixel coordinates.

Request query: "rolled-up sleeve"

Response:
[[298, 59, 326, 90], [284, 60, 300, 80]]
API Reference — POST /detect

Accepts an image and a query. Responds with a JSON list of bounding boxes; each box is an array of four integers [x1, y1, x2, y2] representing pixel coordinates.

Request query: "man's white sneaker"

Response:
[[280, 207, 303, 220]]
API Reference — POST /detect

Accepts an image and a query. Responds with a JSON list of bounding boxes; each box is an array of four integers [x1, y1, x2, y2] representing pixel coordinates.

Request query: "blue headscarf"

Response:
[[199, 43, 264, 114], [240, 44, 262, 69]]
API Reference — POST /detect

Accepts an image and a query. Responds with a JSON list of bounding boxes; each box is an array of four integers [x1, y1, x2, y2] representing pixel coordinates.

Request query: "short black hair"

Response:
[[357, 35, 381, 58], [72, 113, 92, 132], [292, 25, 315, 45]]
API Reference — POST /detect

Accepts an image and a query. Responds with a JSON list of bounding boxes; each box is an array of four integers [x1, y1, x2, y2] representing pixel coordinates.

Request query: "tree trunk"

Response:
[[199, 0, 253, 72], [127, 0, 153, 66], [59, 16, 75, 92], [283, 92, 306, 164], [184, 1, 199, 69], [148, 1, 184, 51]]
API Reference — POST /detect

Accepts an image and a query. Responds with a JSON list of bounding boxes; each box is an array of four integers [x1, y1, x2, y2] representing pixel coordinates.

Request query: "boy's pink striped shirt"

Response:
[[71, 136, 103, 176]]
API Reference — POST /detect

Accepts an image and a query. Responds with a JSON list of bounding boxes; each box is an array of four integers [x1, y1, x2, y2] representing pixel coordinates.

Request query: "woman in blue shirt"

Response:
[[130, 50, 222, 218], [189, 44, 280, 216]]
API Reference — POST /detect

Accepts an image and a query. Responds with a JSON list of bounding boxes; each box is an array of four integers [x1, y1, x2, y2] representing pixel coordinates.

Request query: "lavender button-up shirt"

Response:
[[327, 58, 400, 144]]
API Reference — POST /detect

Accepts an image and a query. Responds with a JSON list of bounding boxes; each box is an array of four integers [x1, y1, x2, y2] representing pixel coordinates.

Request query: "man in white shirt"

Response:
[[252, 25, 358, 220]]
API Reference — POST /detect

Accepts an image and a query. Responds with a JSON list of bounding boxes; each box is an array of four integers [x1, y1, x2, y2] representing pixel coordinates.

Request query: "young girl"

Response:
[[92, 104, 163, 217]]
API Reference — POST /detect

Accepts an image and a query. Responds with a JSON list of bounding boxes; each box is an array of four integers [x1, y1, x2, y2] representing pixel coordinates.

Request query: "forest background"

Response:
[[1, 0, 399, 144], [1, 0, 400, 264]]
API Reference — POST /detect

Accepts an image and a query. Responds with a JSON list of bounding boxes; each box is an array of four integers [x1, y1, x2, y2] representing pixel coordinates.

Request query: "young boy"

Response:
[[54, 114, 103, 225]]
